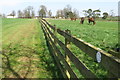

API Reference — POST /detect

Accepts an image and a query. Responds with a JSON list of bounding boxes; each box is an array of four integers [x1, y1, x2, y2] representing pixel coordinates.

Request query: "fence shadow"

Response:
[[38, 44, 63, 79], [2, 43, 22, 78], [2, 42, 63, 79], [2, 43, 38, 78]]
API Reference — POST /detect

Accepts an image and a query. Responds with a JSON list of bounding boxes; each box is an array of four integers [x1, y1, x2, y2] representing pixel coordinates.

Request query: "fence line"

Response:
[[43, 21, 97, 78], [40, 19, 120, 79], [41, 20, 78, 78], [40, 23, 68, 78]]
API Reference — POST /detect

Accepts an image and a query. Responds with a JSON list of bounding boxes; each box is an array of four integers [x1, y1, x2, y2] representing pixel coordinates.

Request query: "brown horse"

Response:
[[88, 17, 96, 25], [71, 18, 77, 21], [80, 17, 84, 24]]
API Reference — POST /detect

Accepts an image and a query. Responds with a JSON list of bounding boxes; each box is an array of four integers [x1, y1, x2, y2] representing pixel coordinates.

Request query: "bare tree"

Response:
[[23, 6, 34, 18], [31, 10, 35, 18], [27, 6, 34, 18], [109, 10, 115, 20], [73, 8, 79, 18], [56, 10, 64, 18], [23, 9, 28, 17], [66, 4, 72, 12], [63, 4, 72, 18], [18, 10, 23, 18], [48, 10, 52, 18]]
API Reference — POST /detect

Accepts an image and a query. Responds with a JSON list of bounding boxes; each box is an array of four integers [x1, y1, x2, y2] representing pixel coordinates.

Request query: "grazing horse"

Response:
[[88, 17, 96, 25], [71, 18, 77, 21], [80, 17, 84, 24]]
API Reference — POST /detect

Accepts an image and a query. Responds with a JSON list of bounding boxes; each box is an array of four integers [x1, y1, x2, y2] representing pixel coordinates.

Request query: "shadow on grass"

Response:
[[2, 42, 63, 79], [38, 43, 63, 79], [2, 43, 37, 78], [2, 43, 22, 78]]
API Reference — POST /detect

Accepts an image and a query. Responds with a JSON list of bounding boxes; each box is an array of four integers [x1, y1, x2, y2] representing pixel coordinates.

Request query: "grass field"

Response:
[[47, 19, 118, 52], [2, 18, 61, 78], [1, 18, 119, 78], [46, 19, 118, 78]]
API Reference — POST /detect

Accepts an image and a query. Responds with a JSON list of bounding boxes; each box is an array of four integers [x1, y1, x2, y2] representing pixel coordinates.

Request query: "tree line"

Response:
[[0, 4, 115, 20]]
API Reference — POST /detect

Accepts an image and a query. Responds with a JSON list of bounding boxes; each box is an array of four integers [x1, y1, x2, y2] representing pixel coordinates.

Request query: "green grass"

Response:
[[2, 18, 118, 78], [2, 18, 60, 78], [48, 19, 118, 51], [46, 19, 118, 78]]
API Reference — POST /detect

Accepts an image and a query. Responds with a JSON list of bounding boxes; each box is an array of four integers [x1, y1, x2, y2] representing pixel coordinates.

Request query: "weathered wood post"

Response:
[[41, 20, 43, 28], [65, 29, 71, 78], [53, 24, 57, 56], [53, 24, 61, 77]]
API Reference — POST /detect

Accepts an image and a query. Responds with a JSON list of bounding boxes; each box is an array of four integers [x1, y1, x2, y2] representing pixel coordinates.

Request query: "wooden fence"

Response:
[[39, 18, 120, 79]]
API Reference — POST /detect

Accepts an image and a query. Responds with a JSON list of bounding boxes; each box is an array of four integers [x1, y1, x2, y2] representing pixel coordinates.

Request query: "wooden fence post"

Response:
[[53, 25, 57, 56], [41, 22, 43, 28], [65, 29, 71, 78]]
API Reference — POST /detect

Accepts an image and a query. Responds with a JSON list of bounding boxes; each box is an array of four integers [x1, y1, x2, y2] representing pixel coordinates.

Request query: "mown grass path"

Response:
[[2, 19, 59, 78]]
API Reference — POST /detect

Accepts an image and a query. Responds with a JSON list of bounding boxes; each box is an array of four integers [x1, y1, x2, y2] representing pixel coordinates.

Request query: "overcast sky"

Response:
[[0, 0, 119, 17]]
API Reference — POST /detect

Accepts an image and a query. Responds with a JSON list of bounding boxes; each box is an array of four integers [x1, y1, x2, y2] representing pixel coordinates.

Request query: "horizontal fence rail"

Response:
[[43, 21, 97, 78], [40, 18, 120, 79]]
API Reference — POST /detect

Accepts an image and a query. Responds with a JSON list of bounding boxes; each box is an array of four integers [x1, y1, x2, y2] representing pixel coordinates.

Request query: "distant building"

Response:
[[34, 16, 39, 19], [6, 15, 17, 18]]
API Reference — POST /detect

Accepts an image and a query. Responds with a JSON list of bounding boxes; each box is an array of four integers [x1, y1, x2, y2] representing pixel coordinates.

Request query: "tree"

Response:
[[38, 5, 47, 18], [83, 9, 101, 18], [11, 10, 16, 17], [27, 6, 34, 18], [93, 9, 101, 18], [73, 8, 79, 18], [23, 6, 34, 18], [69, 11, 74, 18], [63, 4, 72, 18], [87, 9, 93, 17], [23, 9, 30, 18], [63, 8, 68, 18], [39, 9, 46, 18], [83, 10, 88, 17], [23, 9, 28, 17], [18, 10, 23, 18], [109, 10, 115, 20], [0, 13, 6, 18], [102, 12, 108, 19], [3, 14, 6, 18], [0, 13, 2, 17], [83, 9, 92, 17], [109, 10, 115, 17], [48, 10, 52, 18], [66, 5, 72, 12], [56, 10, 64, 18], [31, 10, 35, 18]]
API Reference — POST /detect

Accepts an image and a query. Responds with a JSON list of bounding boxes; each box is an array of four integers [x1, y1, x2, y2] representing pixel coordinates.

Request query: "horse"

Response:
[[88, 17, 96, 25], [70, 18, 77, 21], [80, 17, 84, 24]]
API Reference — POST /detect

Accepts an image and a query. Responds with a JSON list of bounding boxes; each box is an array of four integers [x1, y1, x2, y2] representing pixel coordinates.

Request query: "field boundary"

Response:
[[39, 18, 120, 79]]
